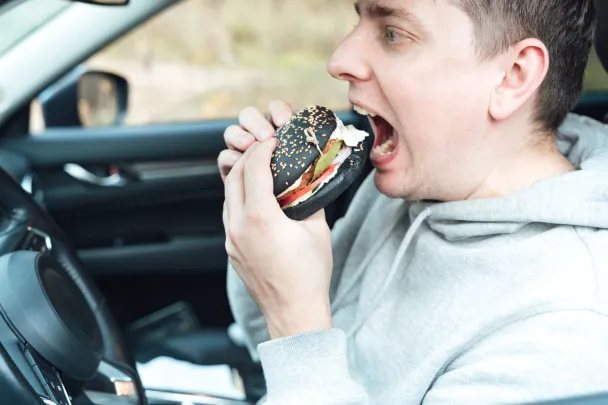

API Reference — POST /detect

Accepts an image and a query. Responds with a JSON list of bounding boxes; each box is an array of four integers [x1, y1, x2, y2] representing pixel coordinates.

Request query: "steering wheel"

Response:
[[0, 166, 147, 404]]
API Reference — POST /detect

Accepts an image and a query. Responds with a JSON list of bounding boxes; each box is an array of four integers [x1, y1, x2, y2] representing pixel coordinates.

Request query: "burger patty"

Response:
[[279, 139, 339, 200]]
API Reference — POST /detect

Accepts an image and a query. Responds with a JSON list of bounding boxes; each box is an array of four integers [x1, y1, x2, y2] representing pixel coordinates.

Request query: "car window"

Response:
[[79, 0, 356, 127], [30, 0, 608, 131], [583, 47, 608, 92]]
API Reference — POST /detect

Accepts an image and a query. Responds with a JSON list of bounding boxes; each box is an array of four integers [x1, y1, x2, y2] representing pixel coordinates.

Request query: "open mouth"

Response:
[[370, 115, 397, 156], [353, 105, 398, 159]]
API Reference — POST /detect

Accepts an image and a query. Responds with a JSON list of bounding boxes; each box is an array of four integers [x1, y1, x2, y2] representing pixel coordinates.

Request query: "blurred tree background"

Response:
[[86, 0, 357, 125], [83, 0, 608, 126]]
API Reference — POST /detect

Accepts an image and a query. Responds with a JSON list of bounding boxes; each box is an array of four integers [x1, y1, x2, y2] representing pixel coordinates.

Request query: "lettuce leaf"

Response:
[[313, 140, 344, 181]]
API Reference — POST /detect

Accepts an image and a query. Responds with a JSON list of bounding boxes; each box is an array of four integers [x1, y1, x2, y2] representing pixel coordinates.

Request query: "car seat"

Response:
[[594, 0, 608, 73]]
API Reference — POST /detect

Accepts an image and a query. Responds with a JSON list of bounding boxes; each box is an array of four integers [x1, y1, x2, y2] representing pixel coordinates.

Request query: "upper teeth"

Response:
[[353, 105, 377, 117]]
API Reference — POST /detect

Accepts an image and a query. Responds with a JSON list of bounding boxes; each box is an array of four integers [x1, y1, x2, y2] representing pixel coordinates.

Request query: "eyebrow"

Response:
[[354, 1, 423, 25]]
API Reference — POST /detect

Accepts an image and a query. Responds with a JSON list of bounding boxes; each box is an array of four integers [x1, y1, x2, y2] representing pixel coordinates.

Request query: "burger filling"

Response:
[[277, 117, 368, 209]]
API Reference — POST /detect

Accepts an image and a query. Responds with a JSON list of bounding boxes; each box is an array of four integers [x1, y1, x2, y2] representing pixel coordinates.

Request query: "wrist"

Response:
[[264, 299, 333, 339]]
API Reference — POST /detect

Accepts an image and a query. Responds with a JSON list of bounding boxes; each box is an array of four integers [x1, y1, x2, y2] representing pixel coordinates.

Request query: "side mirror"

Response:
[[39, 67, 129, 128]]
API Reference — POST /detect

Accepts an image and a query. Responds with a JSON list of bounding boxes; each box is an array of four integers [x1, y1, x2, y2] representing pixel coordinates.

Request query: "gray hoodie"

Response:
[[227, 113, 608, 405]]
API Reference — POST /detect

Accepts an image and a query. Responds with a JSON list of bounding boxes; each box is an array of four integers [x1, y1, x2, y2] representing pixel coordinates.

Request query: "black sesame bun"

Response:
[[271, 105, 337, 196], [271, 105, 371, 221]]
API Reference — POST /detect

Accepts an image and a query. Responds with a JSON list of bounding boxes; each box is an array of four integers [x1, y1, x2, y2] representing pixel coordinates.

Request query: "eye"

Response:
[[382, 27, 412, 46], [385, 28, 399, 42]]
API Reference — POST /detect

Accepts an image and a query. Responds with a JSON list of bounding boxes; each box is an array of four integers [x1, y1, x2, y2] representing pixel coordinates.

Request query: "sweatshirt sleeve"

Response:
[[226, 172, 380, 363], [258, 328, 367, 404], [257, 310, 608, 405], [423, 310, 608, 405]]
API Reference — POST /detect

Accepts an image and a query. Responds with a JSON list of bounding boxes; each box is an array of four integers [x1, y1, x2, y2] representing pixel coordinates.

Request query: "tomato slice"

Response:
[[279, 164, 338, 208]]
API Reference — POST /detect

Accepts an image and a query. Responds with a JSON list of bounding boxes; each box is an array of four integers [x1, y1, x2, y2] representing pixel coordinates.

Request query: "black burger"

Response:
[[271, 105, 371, 221]]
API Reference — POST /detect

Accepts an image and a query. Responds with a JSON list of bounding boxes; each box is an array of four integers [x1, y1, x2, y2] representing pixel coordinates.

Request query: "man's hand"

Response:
[[223, 138, 334, 340], [218, 101, 293, 182]]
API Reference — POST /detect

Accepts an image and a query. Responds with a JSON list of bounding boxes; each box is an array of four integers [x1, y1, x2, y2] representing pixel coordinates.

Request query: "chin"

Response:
[[373, 167, 426, 201], [373, 170, 407, 199]]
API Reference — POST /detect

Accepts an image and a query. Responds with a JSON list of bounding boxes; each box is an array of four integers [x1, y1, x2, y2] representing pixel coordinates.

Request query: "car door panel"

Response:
[[1, 111, 361, 263], [0, 121, 227, 166], [39, 160, 220, 211], [0, 110, 367, 328]]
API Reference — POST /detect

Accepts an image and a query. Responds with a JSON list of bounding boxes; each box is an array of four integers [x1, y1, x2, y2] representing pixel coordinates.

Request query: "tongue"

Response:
[[372, 116, 394, 148]]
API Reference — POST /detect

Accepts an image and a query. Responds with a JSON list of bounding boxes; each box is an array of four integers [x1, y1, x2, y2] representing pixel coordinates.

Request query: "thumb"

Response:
[[302, 208, 328, 229], [307, 208, 326, 221]]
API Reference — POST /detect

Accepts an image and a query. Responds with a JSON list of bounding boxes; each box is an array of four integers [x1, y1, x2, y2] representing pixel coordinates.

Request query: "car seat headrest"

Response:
[[594, 0, 608, 72]]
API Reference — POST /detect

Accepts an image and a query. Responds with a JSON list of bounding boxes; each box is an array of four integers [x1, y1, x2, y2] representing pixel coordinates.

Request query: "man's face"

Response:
[[328, 0, 505, 201]]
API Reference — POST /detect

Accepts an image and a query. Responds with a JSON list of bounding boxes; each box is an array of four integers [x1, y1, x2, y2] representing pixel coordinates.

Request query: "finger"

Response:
[[302, 209, 330, 232], [222, 199, 228, 220], [225, 142, 260, 219], [224, 124, 255, 152], [238, 107, 275, 142], [218, 149, 242, 181], [222, 200, 229, 235], [222, 200, 230, 241], [243, 137, 279, 212], [222, 201, 236, 258], [268, 100, 294, 128]]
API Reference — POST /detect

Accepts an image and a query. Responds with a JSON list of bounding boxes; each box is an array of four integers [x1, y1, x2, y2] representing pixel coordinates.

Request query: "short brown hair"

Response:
[[452, 0, 596, 132]]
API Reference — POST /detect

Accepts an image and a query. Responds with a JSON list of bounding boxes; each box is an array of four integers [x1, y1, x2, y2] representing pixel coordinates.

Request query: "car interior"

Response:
[[0, 0, 607, 404]]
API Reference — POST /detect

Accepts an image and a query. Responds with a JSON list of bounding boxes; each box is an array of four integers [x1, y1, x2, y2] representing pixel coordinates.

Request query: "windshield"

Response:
[[0, 0, 70, 57]]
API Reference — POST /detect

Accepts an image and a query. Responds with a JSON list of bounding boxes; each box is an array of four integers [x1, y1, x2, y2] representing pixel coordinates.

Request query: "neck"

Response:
[[467, 134, 574, 200]]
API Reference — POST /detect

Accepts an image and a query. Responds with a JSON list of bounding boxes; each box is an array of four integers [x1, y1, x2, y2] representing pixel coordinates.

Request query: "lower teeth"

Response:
[[373, 139, 394, 156]]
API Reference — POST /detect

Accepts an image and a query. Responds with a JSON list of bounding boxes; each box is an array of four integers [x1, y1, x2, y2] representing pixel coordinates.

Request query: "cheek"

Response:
[[387, 65, 491, 144], [377, 75, 490, 196], [382, 73, 454, 162]]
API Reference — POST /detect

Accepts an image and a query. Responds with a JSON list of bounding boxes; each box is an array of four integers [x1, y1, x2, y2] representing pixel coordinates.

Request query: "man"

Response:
[[218, 0, 608, 404]]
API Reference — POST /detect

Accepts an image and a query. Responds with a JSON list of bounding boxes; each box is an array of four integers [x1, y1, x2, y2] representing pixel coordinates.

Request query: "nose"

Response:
[[327, 28, 372, 83]]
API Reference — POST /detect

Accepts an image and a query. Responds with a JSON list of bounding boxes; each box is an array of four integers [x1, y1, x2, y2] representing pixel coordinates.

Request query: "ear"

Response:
[[489, 38, 549, 121]]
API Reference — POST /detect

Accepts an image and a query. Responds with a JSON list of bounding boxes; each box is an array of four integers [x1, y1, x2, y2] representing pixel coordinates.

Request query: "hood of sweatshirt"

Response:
[[340, 113, 608, 337], [414, 113, 608, 241]]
